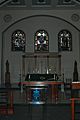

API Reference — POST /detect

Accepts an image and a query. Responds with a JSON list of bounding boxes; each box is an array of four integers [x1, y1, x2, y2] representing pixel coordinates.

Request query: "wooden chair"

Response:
[[70, 98, 80, 120], [0, 89, 14, 115]]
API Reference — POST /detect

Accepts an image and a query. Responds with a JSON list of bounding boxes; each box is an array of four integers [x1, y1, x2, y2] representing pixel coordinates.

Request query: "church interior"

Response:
[[0, 0, 80, 120]]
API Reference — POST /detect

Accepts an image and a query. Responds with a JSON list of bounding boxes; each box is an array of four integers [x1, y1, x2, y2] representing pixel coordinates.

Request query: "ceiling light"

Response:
[[72, 0, 80, 4]]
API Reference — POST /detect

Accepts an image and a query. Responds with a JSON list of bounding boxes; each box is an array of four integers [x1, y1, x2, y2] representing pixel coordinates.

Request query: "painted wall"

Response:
[[0, 10, 80, 83]]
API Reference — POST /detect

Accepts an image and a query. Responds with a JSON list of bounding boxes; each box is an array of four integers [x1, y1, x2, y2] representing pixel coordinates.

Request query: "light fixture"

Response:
[[63, 0, 72, 3], [37, 0, 46, 4], [0, 0, 12, 6], [38, 0, 45, 2], [72, 0, 80, 4], [64, 0, 71, 2]]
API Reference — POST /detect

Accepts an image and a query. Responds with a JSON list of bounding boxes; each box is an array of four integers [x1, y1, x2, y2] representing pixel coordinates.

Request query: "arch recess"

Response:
[[1, 14, 80, 83]]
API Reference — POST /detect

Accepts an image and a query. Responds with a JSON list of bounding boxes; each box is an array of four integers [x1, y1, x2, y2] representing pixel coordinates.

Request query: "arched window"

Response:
[[11, 30, 26, 51], [58, 29, 72, 51], [34, 30, 49, 52]]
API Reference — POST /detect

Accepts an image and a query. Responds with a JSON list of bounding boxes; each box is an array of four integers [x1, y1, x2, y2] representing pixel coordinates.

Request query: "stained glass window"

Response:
[[11, 30, 26, 51], [34, 30, 49, 52], [58, 29, 72, 51]]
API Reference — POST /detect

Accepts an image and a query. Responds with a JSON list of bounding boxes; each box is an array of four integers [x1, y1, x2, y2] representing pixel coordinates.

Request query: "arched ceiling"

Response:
[[0, 0, 80, 9]]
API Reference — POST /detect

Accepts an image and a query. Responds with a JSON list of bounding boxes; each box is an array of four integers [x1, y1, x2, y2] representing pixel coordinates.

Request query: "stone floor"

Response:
[[0, 104, 71, 120]]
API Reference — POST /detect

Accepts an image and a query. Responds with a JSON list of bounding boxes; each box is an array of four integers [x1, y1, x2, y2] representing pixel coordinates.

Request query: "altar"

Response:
[[20, 52, 62, 104], [21, 52, 61, 81]]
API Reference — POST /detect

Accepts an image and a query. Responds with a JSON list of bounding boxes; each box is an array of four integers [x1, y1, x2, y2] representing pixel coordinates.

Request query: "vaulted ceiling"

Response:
[[0, 0, 80, 9]]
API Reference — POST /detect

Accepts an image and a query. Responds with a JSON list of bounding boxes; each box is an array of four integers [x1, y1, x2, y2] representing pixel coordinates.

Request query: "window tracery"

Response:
[[11, 30, 26, 51], [58, 29, 72, 51], [34, 30, 49, 52]]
